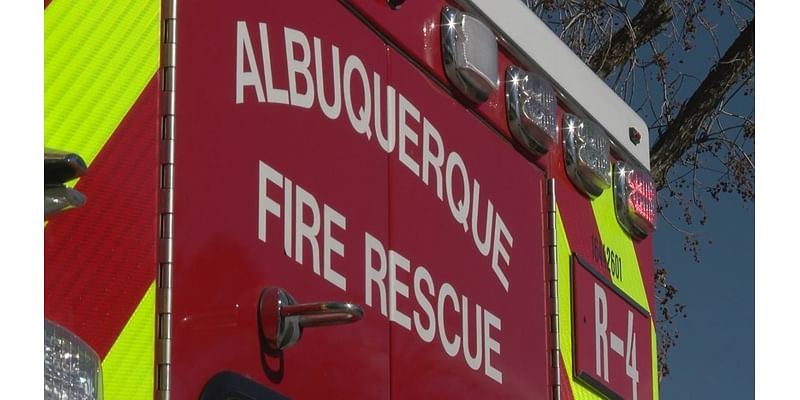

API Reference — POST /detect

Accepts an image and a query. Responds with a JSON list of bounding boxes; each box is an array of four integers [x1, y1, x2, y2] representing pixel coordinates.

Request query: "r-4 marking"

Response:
[[625, 310, 639, 400]]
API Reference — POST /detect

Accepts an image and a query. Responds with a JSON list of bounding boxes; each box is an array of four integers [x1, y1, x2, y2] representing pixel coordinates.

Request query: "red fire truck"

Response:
[[44, 0, 658, 399]]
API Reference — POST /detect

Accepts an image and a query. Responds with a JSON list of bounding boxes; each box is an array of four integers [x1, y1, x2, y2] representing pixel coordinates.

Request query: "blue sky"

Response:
[[620, 3, 755, 397], [656, 198, 754, 398]]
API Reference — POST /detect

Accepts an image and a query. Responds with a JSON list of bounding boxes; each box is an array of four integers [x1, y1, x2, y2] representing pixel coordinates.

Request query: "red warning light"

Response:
[[627, 168, 656, 230], [614, 162, 656, 239]]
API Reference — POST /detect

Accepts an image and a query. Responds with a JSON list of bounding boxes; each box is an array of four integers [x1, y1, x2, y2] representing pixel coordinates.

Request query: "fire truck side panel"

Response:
[[547, 105, 657, 399], [385, 48, 550, 399], [172, 1, 393, 398], [44, 0, 660, 398], [44, 0, 161, 398]]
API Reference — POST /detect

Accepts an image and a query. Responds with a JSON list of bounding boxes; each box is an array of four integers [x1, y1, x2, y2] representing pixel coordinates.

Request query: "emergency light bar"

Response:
[[505, 66, 557, 155], [563, 113, 611, 198], [440, 2, 657, 238], [614, 161, 657, 239], [460, 0, 650, 170], [441, 6, 499, 103]]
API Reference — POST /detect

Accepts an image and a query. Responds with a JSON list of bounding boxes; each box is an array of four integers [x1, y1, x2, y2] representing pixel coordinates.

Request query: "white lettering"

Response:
[[236, 22, 265, 104], [595, 283, 609, 382], [470, 181, 494, 257], [389, 251, 412, 330], [258, 161, 282, 242], [445, 152, 470, 231], [246, 25, 517, 293], [484, 309, 503, 384], [421, 118, 444, 199], [322, 204, 347, 290], [364, 232, 387, 316], [438, 282, 461, 358], [343, 55, 372, 138], [314, 37, 342, 119], [283, 177, 293, 257], [284, 28, 314, 109], [491, 213, 512, 292], [259, 23, 289, 104], [413, 265, 436, 343], [373, 73, 396, 153], [398, 94, 421, 177], [294, 185, 321, 274], [462, 295, 483, 371]]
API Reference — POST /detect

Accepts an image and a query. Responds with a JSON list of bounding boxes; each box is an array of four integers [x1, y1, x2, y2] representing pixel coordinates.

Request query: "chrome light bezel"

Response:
[[563, 113, 611, 198], [441, 6, 499, 103]]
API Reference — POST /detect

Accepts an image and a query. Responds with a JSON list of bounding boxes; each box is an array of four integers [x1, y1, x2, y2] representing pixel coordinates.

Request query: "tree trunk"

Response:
[[650, 19, 755, 189], [587, 0, 673, 78]]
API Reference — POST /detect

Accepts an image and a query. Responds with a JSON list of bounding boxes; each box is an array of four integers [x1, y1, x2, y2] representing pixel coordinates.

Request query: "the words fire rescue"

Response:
[[240, 19, 520, 386], [259, 161, 504, 384], [235, 20, 515, 293]]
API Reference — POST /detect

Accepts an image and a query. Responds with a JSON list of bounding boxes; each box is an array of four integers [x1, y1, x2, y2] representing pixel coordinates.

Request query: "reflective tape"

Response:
[[101, 282, 156, 400], [45, 0, 159, 185], [590, 189, 650, 313], [45, 0, 160, 397], [556, 207, 659, 399]]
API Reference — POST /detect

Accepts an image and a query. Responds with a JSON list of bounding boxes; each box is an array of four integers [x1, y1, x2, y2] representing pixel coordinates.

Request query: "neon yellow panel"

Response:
[[45, 0, 159, 184], [590, 189, 650, 313], [652, 321, 660, 400], [557, 208, 599, 399], [555, 208, 577, 389], [101, 282, 155, 400]]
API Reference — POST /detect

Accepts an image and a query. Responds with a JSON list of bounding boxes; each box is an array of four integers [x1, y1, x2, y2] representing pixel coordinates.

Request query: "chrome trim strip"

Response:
[[547, 178, 561, 400], [156, 1, 177, 398]]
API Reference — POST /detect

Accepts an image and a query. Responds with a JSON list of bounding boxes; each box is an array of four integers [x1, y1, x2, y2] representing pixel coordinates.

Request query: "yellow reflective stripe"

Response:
[[555, 208, 581, 396], [44, 0, 159, 181], [651, 320, 659, 400], [556, 208, 595, 399], [556, 208, 599, 399], [101, 281, 155, 400], [590, 190, 650, 313], [558, 206, 659, 398]]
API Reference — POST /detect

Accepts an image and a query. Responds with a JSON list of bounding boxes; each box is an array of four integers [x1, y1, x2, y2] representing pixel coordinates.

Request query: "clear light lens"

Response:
[[455, 14, 498, 92], [563, 113, 611, 197], [506, 66, 557, 154], [442, 6, 498, 102], [614, 161, 657, 239], [45, 320, 103, 400]]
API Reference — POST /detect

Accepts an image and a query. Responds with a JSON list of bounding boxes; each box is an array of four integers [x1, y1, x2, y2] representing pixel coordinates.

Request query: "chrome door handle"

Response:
[[258, 287, 363, 351]]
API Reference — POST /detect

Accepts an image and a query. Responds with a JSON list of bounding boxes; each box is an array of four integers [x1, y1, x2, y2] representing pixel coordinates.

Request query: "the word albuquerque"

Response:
[[237, 21, 514, 292]]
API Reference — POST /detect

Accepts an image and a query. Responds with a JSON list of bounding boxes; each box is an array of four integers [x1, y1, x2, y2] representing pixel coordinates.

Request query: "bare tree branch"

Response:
[[587, 0, 674, 77], [650, 18, 754, 189]]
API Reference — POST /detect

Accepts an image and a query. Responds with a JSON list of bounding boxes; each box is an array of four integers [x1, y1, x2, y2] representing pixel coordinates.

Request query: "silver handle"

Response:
[[282, 301, 363, 328], [258, 287, 363, 350]]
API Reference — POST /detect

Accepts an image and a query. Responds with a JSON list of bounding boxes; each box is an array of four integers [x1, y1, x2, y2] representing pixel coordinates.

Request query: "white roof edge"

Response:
[[460, 0, 651, 170]]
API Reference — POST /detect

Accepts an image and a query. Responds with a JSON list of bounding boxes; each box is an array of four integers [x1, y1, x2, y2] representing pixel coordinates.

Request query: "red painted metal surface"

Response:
[[172, 1, 551, 398], [386, 48, 550, 399], [44, 76, 160, 358], [172, 1, 392, 398], [343, 0, 543, 165], [571, 255, 653, 400], [633, 236, 656, 315]]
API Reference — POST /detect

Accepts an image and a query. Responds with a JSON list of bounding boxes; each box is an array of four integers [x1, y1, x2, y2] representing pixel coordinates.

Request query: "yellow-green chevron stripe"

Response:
[[101, 281, 156, 400], [590, 189, 650, 313], [45, 0, 160, 183], [556, 207, 659, 399], [45, 1, 160, 398]]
